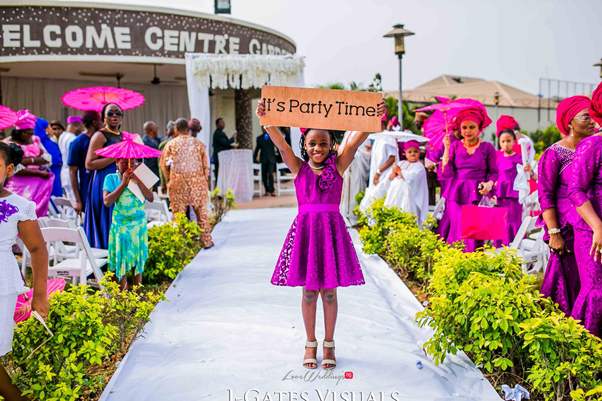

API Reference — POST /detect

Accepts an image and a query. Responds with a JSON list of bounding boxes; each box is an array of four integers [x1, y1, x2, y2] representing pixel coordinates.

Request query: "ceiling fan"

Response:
[[151, 64, 181, 85], [79, 72, 124, 87]]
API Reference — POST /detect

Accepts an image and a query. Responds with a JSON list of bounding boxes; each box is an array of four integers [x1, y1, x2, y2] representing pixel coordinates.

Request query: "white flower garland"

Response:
[[191, 54, 305, 90]]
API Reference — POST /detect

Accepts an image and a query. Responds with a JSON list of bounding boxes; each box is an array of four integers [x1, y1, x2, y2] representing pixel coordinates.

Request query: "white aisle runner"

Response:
[[101, 208, 499, 401]]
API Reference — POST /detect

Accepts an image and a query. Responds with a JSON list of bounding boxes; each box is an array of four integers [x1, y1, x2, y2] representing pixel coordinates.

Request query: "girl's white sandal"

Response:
[[321, 340, 336, 370], [303, 340, 318, 369]]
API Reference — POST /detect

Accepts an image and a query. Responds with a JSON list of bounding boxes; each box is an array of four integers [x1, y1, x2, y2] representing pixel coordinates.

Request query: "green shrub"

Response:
[[385, 223, 447, 284], [210, 188, 236, 224], [144, 213, 201, 284], [520, 312, 602, 401], [416, 248, 543, 368], [10, 285, 117, 401], [7, 277, 166, 401], [100, 273, 166, 353], [358, 199, 417, 254]]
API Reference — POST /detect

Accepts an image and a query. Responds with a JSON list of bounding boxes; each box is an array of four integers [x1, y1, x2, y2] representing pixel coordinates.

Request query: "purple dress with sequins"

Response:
[[568, 136, 602, 336], [493, 153, 524, 248], [538, 143, 581, 317], [271, 156, 366, 290], [439, 140, 498, 252]]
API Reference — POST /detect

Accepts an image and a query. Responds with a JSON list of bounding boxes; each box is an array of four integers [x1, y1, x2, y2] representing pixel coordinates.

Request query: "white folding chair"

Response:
[[50, 196, 81, 226], [252, 163, 262, 198], [21, 218, 108, 276], [498, 216, 547, 274], [42, 227, 106, 288], [146, 199, 172, 228], [157, 186, 169, 201], [276, 163, 295, 196]]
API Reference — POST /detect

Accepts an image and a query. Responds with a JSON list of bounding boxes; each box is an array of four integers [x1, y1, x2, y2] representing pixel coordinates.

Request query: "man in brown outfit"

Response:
[[161, 118, 213, 249]]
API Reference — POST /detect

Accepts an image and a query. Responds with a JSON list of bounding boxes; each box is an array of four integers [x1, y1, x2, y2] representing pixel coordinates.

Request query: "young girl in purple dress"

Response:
[[256, 100, 385, 371], [493, 129, 534, 247]]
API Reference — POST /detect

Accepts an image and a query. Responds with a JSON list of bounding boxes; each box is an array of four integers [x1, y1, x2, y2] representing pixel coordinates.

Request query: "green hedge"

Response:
[[6, 275, 165, 401], [357, 201, 602, 401], [144, 213, 202, 284]]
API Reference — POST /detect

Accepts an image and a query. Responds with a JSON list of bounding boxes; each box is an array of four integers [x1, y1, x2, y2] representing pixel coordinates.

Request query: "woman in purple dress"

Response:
[[494, 129, 531, 247], [256, 100, 385, 371], [567, 110, 602, 336], [439, 107, 497, 252], [539, 96, 593, 317]]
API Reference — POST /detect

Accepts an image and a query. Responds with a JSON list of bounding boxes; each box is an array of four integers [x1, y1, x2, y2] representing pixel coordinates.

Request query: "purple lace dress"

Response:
[[568, 136, 602, 336], [271, 155, 366, 290], [538, 143, 580, 317], [439, 140, 498, 252], [493, 154, 523, 248]]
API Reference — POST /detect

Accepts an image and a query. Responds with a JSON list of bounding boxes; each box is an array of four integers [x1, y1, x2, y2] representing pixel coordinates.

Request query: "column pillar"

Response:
[[235, 89, 253, 150]]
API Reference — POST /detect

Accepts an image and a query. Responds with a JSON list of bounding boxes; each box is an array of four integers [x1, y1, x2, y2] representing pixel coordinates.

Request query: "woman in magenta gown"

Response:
[[439, 106, 497, 252], [539, 96, 593, 317], [257, 100, 385, 371], [568, 94, 602, 336]]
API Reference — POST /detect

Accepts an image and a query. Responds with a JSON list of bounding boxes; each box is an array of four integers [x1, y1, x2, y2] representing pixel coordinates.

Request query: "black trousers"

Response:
[[261, 162, 275, 193]]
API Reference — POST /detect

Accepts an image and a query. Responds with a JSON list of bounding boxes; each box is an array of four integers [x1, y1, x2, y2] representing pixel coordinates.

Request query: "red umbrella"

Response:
[[416, 98, 485, 150], [14, 278, 66, 323], [0, 105, 18, 130], [95, 132, 163, 160], [62, 86, 145, 112]]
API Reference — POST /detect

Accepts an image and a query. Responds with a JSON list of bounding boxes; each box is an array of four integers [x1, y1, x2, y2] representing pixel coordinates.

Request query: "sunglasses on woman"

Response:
[[574, 115, 592, 122], [106, 110, 123, 117], [117, 160, 141, 167]]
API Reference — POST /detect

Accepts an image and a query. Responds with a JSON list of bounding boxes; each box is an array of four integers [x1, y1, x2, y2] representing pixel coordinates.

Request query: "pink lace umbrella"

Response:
[[62, 86, 145, 112], [14, 278, 66, 323], [0, 105, 18, 130], [415, 98, 484, 150], [95, 132, 163, 161]]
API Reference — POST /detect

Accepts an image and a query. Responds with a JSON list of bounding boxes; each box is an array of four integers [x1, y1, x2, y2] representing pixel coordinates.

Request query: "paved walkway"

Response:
[[101, 208, 499, 401]]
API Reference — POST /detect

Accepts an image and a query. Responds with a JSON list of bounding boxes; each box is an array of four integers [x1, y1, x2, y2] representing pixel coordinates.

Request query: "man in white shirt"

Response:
[[58, 115, 83, 202]]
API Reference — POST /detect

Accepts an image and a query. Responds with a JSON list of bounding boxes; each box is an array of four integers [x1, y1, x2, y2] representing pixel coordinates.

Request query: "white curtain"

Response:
[[185, 53, 211, 150]]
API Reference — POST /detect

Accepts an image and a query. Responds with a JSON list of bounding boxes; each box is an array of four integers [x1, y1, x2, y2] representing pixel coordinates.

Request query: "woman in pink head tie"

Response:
[[565, 92, 602, 336], [2, 110, 54, 217], [439, 106, 497, 252], [539, 96, 593, 318], [256, 99, 386, 371]]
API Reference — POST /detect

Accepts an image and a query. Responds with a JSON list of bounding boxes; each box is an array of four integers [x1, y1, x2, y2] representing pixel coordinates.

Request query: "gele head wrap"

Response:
[[404, 140, 420, 151], [455, 107, 492, 131], [15, 110, 36, 130], [188, 118, 201, 131], [590, 81, 602, 126], [496, 115, 520, 136], [556, 95, 591, 136], [66, 116, 82, 124]]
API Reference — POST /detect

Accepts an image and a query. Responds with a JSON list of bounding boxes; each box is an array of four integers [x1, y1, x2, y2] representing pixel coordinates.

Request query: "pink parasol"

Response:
[[416, 98, 485, 150], [95, 132, 163, 159], [0, 105, 18, 130], [62, 86, 145, 112], [14, 278, 66, 323]]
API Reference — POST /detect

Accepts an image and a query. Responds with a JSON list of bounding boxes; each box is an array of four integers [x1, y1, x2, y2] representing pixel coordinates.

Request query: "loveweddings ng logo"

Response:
[[282, 369, 347, 385]]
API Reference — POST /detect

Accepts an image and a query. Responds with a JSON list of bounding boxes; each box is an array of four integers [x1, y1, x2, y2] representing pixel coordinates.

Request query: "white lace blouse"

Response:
[[0, 193, 36, 296]]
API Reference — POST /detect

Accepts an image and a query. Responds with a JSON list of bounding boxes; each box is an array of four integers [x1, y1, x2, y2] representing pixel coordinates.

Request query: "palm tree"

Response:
[[316, 83, 346, 90]]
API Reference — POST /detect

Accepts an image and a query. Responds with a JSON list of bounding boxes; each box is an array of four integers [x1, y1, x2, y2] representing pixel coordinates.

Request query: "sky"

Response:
[[74, 0, 602, 95]]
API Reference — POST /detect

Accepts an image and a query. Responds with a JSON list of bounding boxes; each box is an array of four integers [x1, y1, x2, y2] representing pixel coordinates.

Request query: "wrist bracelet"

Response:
[[548, 228, 561, 235]]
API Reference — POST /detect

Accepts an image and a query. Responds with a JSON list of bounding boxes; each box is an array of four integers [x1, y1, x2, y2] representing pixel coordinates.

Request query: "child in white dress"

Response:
[[0, 142, 49, 401], [384, 140, 429, 226]]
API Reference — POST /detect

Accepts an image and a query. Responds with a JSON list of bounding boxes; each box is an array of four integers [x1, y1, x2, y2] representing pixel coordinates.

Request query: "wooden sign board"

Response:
[[260, 86, 382, 132]]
